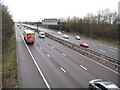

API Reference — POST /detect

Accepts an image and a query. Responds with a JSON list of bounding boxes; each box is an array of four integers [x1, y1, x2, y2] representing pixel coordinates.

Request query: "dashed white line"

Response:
[[100, 50, 106, 53], [80, 65, 87, 71], [19, 30, 51, 89], [47, 54, 50, 58], [98, 43, 118, 50], [109, 49, 116, 52], [61, 67, 67, 73], [93, 45, 97, 46], [52, 46, 54, 48], [65, 44, 119, 74], [40, 47, 42, 49], [62, 53, 66, 56]]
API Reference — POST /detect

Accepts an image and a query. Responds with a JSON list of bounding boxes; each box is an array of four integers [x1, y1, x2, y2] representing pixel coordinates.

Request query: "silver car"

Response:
[[57, 31, 62, 35], [89, 79, 119, 90], [63, 34, 69, 39]]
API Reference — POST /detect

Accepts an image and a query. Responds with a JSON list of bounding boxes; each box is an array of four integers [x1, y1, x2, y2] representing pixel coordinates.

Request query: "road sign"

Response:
[[42, 18, 58, 25]]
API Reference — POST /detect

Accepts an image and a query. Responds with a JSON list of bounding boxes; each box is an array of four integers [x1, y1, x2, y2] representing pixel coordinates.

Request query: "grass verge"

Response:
[[67, 32, 119, 48], [2, 32, 19, 88]]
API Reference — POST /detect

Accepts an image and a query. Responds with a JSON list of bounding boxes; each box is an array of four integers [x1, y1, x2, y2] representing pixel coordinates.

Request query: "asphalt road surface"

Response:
[[16, 23, 120, 88], [23, 24, 118, 60]]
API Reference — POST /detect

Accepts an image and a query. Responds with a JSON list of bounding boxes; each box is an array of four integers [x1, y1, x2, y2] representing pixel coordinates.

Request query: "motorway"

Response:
[[24, 24, 119, 60], [16, 23, 120, 88]]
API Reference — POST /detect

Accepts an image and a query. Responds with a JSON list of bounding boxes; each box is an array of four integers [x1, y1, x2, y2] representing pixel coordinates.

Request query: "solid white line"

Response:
[[80, 65, 87, 71], [47, 54, 50, 58], [61, 67, 66, 73], [62, 53, 66, 56], [19, 30, 51, 90], [23, 24, 119, 74]]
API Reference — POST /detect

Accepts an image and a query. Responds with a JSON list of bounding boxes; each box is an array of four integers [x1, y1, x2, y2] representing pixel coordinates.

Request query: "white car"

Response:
[[57, 31, 62, 35], [89, 79, 119, 90], [63, 34, 69, 39], [39, 32, 45, 38]]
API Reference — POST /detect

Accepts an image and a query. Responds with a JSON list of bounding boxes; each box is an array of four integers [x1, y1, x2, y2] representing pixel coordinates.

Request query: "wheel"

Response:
[[31, 42, 34, 44], [89, 84, 93, 90]]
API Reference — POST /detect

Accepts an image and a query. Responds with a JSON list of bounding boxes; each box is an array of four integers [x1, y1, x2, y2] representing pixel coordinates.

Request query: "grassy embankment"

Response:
[[2, 27, 19, 88], [0, 44, 1, 88]]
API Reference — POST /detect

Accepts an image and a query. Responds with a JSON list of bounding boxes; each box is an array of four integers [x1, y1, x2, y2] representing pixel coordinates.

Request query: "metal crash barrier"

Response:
[[45, 33, 119, 73], [24, 25, 119, 73]]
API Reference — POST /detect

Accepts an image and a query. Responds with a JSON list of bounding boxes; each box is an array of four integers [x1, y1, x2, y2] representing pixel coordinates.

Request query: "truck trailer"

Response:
[[23, 29, 35, 44]]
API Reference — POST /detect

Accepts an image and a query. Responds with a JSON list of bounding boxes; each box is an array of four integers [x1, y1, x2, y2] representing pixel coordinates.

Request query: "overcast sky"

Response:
[[2, 0, 119, 22]]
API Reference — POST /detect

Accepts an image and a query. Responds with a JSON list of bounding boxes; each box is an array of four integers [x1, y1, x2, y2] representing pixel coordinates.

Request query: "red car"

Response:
[[80, 43, 89, 48]]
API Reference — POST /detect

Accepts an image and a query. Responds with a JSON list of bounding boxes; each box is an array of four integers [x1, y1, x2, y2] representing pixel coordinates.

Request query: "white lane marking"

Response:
[[97, 43, 118, 50], [40, 47, 42, 50], [80, 65, 87, 71], [24, 24, 120, 74], [47, 54, 50, 58], [83, 38, 118, 50], [19, 30, 51, 90], [67, 46, 119, 74], [100, 50, 106, 53], [61, 67, 66, 73], [93, 45, 96, 46], [52, 46, 54, 49], [109, 49, 116, 52], [62, 53, 66, 56]]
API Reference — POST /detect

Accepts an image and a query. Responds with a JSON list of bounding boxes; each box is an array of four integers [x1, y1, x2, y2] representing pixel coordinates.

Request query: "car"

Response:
[[80, 43, 89, 48], [39, 32, 45, 38], [75, 35, 81, 40], [89, 79, 119, 90], [63, 34, 69, 39], [57, 31, 62, 35], [17, 25, 19, 27]]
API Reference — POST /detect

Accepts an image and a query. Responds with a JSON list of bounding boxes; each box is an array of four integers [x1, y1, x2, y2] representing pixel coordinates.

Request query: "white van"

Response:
[[39, 32, 45, 38]]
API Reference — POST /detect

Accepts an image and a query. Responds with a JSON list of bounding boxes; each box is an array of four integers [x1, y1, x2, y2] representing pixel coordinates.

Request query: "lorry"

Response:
[[23, 29, 35, 44]]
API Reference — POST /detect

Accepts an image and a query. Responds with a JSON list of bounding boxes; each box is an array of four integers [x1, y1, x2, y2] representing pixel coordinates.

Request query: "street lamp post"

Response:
[[37, 22, 38, 30], [59, 24, 62, 31]]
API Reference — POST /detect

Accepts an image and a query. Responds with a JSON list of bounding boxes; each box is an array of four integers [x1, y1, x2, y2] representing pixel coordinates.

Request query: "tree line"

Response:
[[2, 3, 14, 49], [48, 9, 118, 42]]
